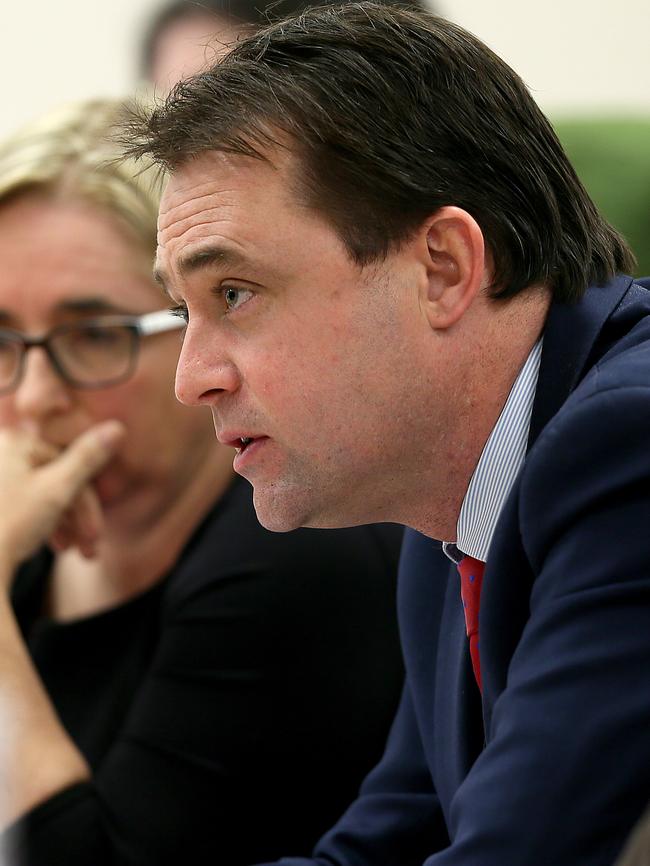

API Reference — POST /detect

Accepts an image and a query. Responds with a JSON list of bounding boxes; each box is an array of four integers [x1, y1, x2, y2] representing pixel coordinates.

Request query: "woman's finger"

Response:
[[38, 422, 125, 512]]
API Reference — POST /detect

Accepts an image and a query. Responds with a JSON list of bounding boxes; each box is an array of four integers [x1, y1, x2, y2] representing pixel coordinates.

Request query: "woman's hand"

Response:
[[0, 422, 125, 577]]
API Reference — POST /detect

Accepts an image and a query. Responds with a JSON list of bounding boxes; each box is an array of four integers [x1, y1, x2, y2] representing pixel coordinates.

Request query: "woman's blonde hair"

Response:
[[0, 98, 164, 256]]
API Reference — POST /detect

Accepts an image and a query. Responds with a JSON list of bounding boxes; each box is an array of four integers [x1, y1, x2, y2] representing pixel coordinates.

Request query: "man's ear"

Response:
[[418, 206, 486, 331]]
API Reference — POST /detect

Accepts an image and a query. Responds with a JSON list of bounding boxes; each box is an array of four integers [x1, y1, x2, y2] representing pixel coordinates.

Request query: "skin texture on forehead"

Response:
[[157, 149, 306, 281], [158, 151, 360, 302]]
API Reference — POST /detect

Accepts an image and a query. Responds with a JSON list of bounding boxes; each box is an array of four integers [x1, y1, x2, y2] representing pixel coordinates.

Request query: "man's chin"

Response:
[[252, 499, 303, 533], [249, 481, 312, 533], [251, 483, 354, 533]]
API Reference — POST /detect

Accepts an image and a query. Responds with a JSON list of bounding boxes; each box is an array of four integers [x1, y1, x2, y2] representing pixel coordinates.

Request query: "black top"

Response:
[[7, 476, 404, 866]]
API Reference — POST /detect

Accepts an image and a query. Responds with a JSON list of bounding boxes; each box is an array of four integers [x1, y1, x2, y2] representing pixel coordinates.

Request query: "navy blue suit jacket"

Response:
[[267, 276, 650, 866]]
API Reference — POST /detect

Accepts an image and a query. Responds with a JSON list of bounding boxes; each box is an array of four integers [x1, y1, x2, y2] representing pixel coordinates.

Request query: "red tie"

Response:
[[457, 555, 485, 691]]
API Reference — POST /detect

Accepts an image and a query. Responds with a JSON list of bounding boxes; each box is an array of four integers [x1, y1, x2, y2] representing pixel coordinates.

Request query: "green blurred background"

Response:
[[555, 117, 650, 278]]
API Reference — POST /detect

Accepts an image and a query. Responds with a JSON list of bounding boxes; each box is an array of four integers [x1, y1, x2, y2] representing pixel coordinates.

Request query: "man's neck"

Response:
[[408, 285, 552, 541]]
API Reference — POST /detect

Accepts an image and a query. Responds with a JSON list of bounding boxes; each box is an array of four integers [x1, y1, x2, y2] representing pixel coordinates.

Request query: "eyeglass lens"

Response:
[[0, 338, 22, 390], [0, 322, 138, 391], [51, 324, 136, 384]]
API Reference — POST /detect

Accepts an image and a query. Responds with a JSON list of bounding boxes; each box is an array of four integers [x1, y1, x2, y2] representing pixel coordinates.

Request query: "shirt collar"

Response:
[[443, 338, 543, 564]]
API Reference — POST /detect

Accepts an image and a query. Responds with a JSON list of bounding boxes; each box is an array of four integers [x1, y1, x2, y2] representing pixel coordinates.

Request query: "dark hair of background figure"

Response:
[[140, 0, 431, 79], [131, 2, 634, 302]]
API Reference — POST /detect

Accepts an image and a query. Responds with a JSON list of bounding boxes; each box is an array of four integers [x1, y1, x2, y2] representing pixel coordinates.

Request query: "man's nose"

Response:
[[13, 347, 73, 419], [174, 325, 240, 407]]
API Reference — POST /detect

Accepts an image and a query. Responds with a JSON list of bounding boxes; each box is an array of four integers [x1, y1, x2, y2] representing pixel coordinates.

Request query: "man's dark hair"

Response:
[[130, 2, 634, 301]]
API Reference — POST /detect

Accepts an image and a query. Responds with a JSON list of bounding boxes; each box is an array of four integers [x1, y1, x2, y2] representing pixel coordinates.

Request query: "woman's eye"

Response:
[[223, 287, 254, 311]]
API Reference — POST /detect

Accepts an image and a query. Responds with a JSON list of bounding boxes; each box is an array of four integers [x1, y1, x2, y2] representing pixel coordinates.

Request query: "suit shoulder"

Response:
[[518, 360, 650, 583]]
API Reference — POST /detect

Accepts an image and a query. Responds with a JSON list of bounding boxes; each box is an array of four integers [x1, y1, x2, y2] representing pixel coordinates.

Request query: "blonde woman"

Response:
[[0, 100, 403, 866]]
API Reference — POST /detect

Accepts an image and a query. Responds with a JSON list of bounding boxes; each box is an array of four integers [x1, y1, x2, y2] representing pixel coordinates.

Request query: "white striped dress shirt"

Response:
[[443, 338, 543, 564]]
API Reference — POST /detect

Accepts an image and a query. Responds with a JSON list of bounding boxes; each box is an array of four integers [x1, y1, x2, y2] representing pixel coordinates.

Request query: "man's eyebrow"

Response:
[[153, 245, 248, 299], [180, 246, 247, 276]]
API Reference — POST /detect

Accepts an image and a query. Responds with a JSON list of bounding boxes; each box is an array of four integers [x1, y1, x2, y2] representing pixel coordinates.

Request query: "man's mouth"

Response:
[[226, 434, 270, 474], [221, 434, 260, 451], [219, 433, 268, 464]]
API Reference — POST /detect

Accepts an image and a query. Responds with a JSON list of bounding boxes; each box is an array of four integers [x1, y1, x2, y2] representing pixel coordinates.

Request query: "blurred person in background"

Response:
[[140, 0, 433, 91], [0, 98, 404, 866], [140, 0, 237, 89]]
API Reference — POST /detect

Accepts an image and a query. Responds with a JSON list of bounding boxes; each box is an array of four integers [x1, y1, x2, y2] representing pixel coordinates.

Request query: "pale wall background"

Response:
[[1, 0, 649, 140]]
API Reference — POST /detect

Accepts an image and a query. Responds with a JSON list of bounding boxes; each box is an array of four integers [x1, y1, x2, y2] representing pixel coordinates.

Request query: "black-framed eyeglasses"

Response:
[[0, 309, 185, 394]]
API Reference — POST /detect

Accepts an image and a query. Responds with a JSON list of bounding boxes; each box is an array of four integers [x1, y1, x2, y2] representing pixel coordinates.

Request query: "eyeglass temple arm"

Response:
[[137, 310, 186, 336]]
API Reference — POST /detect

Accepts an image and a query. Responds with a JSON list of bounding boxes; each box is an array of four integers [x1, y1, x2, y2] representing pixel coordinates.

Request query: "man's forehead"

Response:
[[158, 145, 313, 250], [154, 148, 307, 288], [161, 152, 247, 212], [161, 146, 294, 207], [160, 151, 295, 245]]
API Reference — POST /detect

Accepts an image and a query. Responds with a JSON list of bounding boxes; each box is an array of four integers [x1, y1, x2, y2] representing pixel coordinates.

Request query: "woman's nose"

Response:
[[13, 347, 74, 420]]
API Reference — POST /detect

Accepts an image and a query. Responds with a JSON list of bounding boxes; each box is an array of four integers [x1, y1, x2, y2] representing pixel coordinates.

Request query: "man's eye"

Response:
[[223, 286, 254, 311], [170, 304, 189, 323]]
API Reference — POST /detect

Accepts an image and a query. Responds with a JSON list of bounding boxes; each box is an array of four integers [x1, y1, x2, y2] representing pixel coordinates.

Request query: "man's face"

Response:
[[157, 150, 438, 531]]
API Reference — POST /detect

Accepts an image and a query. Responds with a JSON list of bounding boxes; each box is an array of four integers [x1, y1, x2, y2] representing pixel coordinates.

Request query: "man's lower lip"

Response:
[[233, 437, 268, 473]]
